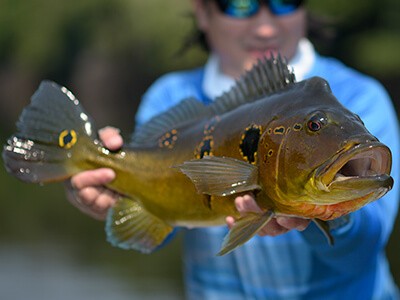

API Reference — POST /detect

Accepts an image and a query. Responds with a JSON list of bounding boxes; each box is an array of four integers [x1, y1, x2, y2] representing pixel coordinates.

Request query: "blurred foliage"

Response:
[[0, 0, 204, 76], [0, 0, 206, 134], [307, 0, 400, 76], [0, 0, 400, 296]]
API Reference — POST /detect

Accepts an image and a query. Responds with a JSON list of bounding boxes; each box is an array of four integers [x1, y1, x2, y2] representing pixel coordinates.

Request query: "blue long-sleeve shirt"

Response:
[[135, 53, 400, 299]]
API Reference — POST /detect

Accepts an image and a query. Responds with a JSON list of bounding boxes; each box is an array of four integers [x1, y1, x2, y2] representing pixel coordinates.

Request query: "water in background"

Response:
[[0, 154, 184, 299], [0, 241, 183, 300]]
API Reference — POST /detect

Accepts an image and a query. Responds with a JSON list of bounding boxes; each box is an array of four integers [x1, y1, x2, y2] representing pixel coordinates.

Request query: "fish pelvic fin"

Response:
[[176, 156, 261, 196], [2, 81, 97, 183], [312, 219, 334, 246], [106, 197, 173, 253], [218, 210, 274, 256]]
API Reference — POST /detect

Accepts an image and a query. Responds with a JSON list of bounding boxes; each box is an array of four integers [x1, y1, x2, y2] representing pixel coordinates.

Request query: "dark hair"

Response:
[[178, 6, 337, 55], [307, 12, 337, 52], [178, 13, 210, 55]]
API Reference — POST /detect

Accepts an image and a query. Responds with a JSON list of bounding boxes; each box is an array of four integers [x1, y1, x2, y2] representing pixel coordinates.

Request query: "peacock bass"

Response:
[[2, 57, 393, 255]]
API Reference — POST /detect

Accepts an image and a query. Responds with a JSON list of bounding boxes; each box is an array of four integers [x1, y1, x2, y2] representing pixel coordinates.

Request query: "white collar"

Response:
[[202, 38, 316, 100], [289, 38, 315, 82]]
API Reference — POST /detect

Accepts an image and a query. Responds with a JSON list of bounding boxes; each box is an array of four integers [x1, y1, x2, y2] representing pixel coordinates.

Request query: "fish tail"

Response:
[[2, 80, 97, 183]]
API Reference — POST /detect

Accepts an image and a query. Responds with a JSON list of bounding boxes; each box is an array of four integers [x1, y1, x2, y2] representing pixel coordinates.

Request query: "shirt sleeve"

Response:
[[302, 75, 400, 271], [135, 69, 205, 126], [135, 75, 178, 126]]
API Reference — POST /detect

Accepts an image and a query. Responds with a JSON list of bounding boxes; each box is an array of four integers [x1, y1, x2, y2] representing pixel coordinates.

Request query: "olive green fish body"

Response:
[[65, 123, 238, 227], [3, 57, 393, 255]]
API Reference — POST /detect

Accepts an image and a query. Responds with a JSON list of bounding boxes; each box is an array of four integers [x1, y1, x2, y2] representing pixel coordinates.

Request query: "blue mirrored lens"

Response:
[[215, 0, 302, 18], [268, 0, 303, 15], [217, 0, 260, 18]]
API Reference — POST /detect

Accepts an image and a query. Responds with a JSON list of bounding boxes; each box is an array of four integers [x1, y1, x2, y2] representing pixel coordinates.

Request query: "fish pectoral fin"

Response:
[[105, 197, 173, 254], [218, 211, 274, 256], [176, 156, 260, 196], [312, 219, 334, 246]]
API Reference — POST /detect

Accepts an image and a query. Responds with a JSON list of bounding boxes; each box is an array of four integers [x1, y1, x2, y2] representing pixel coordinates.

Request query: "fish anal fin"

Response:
[[312, 219, 334, 246], [218, 211, 274, 256], [106, 197, 173, 253], [176, 156, 260, 196]]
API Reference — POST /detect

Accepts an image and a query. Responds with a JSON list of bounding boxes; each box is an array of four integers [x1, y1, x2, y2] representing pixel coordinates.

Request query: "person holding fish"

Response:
[[35, 0, 400, 298]]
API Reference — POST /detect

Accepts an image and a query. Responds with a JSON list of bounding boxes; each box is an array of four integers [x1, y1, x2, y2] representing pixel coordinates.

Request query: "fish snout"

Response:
[[339, 134, 379, 149]]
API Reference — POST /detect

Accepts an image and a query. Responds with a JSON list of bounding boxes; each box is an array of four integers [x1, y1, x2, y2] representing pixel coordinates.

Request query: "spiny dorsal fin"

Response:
[[130, 97, 211, 146], [130, 55, 295, 146], [210, 55, 296, 115]]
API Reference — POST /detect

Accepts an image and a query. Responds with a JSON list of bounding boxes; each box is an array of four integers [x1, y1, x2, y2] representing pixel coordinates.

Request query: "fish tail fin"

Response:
[[218, 210, 274, 256], [2, 80, 97, 183]]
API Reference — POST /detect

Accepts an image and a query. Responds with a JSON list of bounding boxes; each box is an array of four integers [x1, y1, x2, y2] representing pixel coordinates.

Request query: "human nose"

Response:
[[251, 6, 279, 38]]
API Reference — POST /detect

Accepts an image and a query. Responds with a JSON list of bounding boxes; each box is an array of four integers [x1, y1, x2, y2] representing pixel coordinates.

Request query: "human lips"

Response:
[[248, 48, 279, 59]]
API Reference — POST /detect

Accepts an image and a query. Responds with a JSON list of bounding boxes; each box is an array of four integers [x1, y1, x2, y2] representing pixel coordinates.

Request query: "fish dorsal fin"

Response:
[[130, 97, 210, 146], [130, 55, 295, 146], [210, 55, 296, 115]]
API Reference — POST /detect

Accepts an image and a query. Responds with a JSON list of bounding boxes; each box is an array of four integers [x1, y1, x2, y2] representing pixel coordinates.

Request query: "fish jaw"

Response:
[[311, 141, 393, 205]]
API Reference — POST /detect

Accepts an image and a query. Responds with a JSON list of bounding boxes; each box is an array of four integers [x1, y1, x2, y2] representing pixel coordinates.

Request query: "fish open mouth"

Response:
[[317, 142, 393, 191]]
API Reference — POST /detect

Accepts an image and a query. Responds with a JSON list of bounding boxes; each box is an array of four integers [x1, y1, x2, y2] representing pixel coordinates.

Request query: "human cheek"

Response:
[[278, 12, 306, 58]]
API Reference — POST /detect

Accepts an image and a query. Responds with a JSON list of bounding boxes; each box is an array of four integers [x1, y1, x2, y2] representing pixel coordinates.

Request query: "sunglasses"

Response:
[[214, 0, 304, 18]]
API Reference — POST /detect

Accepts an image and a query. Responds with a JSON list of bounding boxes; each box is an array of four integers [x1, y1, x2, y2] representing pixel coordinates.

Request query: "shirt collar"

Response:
[[202, 38, 316, 100]]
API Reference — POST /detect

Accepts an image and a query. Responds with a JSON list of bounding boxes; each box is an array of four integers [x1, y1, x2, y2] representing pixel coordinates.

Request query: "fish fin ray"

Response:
[[106, 197, 173, 254], [2, 81, 96, 183], [130, 97, 210, 146], [130, 56, 295, 147], [218, 211, 274, 256], [176, 156, 260, 196], [210, 55, 296, 115], [312, 219, 334, 246]]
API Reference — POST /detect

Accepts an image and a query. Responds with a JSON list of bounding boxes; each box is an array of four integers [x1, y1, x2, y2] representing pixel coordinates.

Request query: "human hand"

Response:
[[65, 126, 123, 220], [226, 193, 310, 236]]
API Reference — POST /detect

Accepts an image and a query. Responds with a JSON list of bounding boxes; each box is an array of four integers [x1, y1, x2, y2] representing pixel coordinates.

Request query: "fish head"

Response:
[[258, 77, 393, 220]]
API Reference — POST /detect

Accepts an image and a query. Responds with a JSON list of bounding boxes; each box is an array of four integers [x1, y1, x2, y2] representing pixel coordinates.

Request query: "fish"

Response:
[[2, 56, 393, 256]]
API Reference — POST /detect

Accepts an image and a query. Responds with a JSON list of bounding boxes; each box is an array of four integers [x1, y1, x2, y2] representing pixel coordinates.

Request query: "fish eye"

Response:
[[307, 113, 328, 132]]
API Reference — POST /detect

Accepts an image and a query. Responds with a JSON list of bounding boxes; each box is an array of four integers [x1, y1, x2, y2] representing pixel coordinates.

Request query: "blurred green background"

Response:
[[0, 0, 399, 299]]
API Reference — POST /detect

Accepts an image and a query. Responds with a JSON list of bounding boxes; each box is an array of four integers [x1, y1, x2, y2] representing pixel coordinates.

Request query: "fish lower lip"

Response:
[[316, 142, 392, 188]]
